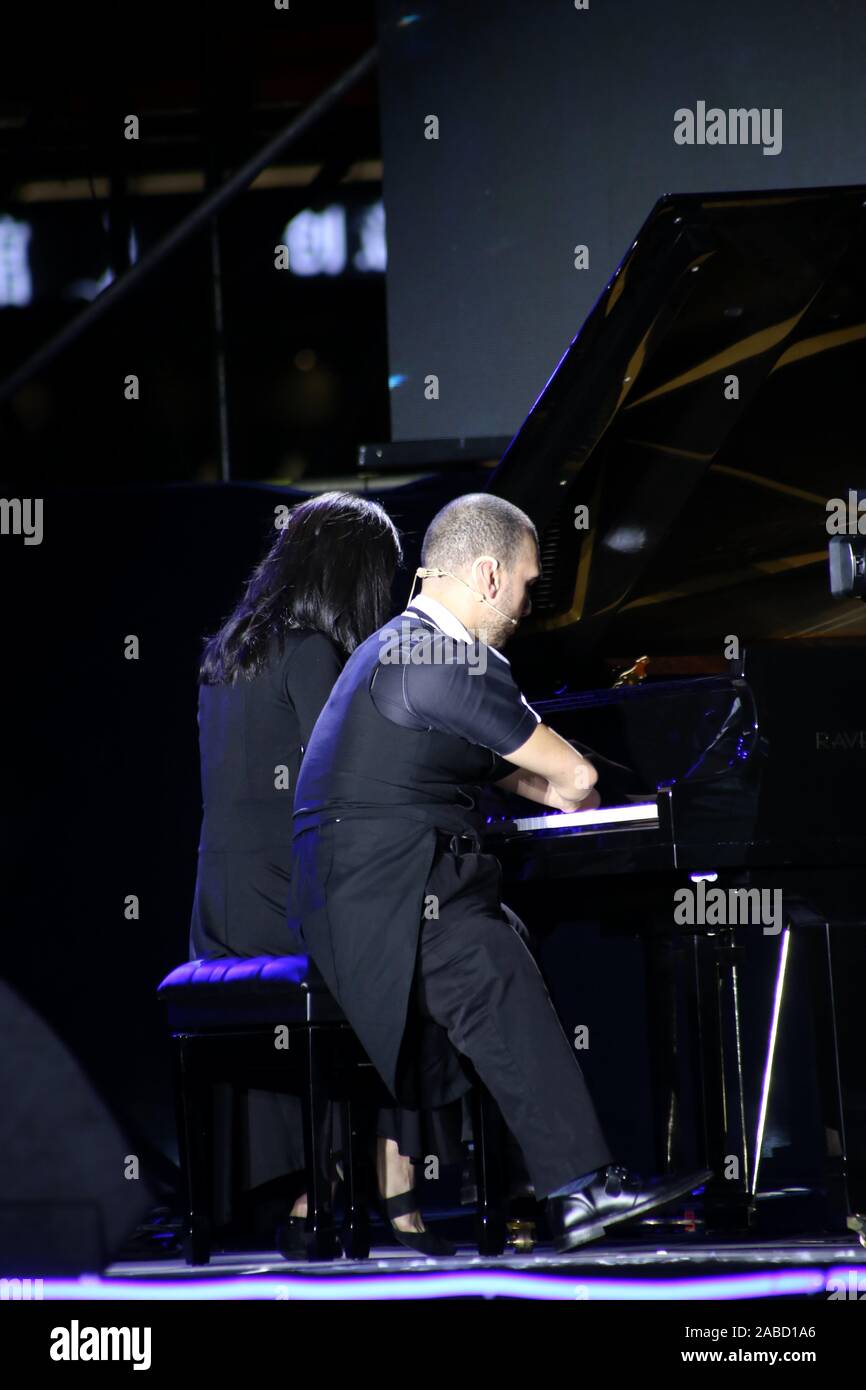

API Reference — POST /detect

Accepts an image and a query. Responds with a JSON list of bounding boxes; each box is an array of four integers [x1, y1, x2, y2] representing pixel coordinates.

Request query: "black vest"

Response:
[[293, 613, 500, 837], [290, 611, 501, 1103]]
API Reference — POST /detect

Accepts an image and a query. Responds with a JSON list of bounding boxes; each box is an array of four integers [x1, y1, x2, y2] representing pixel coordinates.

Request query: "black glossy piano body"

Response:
[[485, 186, 866, 1235]]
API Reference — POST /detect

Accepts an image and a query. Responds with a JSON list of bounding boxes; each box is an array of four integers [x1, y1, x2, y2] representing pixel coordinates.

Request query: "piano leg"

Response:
[[641, 927, 682, 1173], [470, 1078, 508, 1256], [687, 927, 756, 1233], [802, 921, 865, 1236]]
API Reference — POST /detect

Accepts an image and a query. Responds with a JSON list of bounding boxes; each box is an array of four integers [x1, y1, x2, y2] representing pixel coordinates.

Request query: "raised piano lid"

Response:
[[488, 185, 866, 692]]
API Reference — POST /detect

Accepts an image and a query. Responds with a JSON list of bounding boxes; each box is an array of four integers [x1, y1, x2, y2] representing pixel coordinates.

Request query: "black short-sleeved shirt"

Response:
[[370, 612, 539, 758]]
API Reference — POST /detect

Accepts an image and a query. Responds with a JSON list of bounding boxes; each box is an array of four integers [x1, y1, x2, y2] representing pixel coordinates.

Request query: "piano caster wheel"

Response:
[[506, 1218, 536, 1253]]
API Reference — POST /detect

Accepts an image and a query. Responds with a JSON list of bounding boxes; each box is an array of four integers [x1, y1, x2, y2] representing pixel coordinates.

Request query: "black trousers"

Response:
[[413, 844, 614, 1200]]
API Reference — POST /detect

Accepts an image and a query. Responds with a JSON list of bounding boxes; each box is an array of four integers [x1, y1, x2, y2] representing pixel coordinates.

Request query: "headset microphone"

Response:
[[410, 556, 519, 626]]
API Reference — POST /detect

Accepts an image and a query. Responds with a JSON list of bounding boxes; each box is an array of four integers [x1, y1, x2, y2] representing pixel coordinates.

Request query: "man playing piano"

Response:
[[290, 493, 711, 1250]]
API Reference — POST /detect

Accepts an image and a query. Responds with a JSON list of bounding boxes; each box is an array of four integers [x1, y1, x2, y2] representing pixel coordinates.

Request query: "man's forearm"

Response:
[[504, 723, 598, 806], [496, 768, 555, 804], [496, 766, 601, 811]]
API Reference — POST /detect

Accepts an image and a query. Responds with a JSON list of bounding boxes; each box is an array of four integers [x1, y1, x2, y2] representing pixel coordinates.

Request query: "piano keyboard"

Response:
[[491, 800, 660, 836]]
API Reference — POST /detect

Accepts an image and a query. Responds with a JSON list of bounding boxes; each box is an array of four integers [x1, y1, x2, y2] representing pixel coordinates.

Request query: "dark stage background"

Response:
[[378, 0, 866, 442]]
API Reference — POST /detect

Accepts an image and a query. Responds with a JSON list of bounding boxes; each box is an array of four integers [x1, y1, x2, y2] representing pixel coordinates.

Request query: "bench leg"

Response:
[[471, 1080, 507, 1255], [298, 1027, 341, 1261], [339, 1098, 371, 1260], [172, 1034, 213, 1265]]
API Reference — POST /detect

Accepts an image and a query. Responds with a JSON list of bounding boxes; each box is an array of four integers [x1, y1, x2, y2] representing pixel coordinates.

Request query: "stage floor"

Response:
[[64, 1233, 865, 1301]]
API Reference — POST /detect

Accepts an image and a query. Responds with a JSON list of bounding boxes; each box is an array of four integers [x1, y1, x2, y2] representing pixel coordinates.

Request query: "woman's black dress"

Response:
[[189, 628, 463, 1202]]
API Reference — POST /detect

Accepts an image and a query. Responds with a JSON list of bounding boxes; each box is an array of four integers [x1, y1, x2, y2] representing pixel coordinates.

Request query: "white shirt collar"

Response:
[[405, 592, 509, 664]]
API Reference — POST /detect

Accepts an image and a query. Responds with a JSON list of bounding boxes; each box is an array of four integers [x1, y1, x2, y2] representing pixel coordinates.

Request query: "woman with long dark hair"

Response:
[[192, 491, 399, 955], [190, 491, 460, 1255]]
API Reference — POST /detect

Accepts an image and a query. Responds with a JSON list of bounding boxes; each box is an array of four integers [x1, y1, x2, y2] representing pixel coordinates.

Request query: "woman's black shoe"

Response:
[[365, 1134, 455, 1254], [381, 1189, 456, 1256]]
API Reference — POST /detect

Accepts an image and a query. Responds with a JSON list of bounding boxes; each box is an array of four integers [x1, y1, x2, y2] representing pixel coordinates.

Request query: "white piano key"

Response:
[[509, 801, 659, 833]]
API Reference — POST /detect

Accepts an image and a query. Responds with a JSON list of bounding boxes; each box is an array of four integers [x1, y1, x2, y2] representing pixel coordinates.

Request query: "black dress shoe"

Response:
[[549, 1165, 713, 1252]]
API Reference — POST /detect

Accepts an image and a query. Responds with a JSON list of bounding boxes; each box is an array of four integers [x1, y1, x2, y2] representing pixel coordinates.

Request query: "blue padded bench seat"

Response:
[[157, 954, 347, 1030]]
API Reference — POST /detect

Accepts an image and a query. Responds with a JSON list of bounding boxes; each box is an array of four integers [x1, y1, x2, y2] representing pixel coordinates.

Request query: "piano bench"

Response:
[[157, 956, 510, 1262]]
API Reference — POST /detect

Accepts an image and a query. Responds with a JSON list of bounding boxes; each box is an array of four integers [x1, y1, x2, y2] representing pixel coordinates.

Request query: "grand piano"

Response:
[[482, 184, 866, 1237]]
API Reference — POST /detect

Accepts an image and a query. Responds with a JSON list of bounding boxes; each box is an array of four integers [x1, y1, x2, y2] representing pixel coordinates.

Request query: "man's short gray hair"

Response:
[[420, 494, 538, 572]]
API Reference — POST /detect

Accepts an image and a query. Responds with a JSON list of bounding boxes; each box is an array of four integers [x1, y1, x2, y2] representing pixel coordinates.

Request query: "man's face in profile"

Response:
[[484, 532, 540, 649]]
